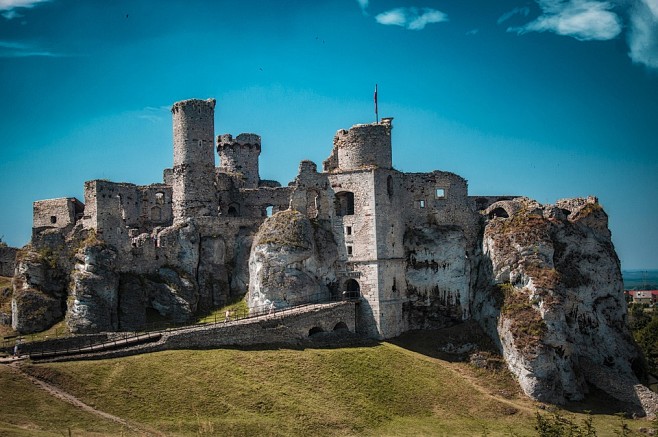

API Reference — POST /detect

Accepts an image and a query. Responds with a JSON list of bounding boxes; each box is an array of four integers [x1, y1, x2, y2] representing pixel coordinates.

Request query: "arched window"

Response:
[[343, 279, 360, 300], [155, 192, 165, 205], [335, 191, 355, 216], [265, 205, 274, 217]]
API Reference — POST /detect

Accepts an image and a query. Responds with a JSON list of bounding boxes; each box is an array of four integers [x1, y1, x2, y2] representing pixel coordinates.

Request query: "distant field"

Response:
[[623, 270, 658, 290], [1, 328, 653, 436]]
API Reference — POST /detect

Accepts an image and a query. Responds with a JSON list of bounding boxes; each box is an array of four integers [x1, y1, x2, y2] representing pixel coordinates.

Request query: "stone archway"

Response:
[[343, 279, 360, 300]]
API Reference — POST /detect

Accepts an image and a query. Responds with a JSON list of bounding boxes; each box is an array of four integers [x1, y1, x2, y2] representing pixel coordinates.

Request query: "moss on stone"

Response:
[[255, 209, 312, 250]]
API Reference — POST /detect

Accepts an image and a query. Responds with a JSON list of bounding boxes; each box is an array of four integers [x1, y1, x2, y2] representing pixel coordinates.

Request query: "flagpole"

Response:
[[374, 84, 379, 123]]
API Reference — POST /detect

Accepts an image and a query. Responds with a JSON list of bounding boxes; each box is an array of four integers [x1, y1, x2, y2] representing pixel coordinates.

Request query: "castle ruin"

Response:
[[10, 97, 656, 414]]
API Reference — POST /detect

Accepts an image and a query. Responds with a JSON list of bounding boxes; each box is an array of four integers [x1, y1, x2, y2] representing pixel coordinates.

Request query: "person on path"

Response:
[[224, 309, 231, 323], [269, 301, 275, 315], [13, 343, 20, 359]]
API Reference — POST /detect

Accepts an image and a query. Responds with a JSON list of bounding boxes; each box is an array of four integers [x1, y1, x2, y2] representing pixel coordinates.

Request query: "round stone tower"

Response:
[[217, 133, 261, 189], [335, 118, 393, 171], [171, 98, 218, 221]]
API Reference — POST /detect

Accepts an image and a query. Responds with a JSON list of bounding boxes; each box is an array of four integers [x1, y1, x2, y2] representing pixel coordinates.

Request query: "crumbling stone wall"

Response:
[[0, 246, 18, 277], [33, 198, 83, 233], [217, 133, 261, 189]]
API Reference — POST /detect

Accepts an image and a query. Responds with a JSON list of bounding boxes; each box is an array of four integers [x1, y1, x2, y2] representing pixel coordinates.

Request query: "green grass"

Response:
[[196, 295, 250, 324], [0, 365, 125, 436], [1, 328, 654, 436]]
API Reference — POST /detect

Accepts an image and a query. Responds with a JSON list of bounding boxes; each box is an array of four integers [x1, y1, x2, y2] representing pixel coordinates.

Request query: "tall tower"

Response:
[[334, 118, 393, 171], [171, 98, 218, 221], [217, 133, 261, 189]]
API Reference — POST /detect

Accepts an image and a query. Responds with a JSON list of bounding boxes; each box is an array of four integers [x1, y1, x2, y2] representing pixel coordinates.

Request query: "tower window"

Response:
[[346, 226, 352, 235], [419, 200, 426, 208], [155, 192, 165, 205], [335, 191, 355, 216], [50, 216, 57, 224], [347, 245, 353, 256], [436, 188, 446, 199]]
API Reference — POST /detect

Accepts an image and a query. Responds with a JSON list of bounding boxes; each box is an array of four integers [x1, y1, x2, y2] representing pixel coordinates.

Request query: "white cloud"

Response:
[[0, 0, 49, 19], [465, 28, 479, 36], [497, 7, 530, 24], [510, 0, 622, 41], [627, 0, 658, 68], [0, 40, 66, 57], [375, 7, 447, 30], [356, 0, 368, 12]]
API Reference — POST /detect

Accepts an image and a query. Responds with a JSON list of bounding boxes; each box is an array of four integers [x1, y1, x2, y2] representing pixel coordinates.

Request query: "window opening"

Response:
[[335, 191, 355, 216], [419, 200, 426, 208], [50, 215, 57, 224], [387, 175, 393, 197], [346, 226, 352, 235], [265, 205, 274, 217], [155, 192, 165, 205], [436, 188, 446, 198], [347, 245, 353, 256]]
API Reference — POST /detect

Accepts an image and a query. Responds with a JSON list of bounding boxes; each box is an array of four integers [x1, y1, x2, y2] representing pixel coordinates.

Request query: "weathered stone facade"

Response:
[[10, 96, 653, 416]]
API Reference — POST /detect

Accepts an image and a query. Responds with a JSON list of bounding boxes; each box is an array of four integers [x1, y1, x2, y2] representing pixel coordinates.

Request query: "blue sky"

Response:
[[0, 0, 657, 269]]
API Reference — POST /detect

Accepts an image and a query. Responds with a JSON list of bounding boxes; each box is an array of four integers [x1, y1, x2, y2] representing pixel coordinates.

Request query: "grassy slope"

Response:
[[3, 337, 651, 437], [0, 365, 125, 436]]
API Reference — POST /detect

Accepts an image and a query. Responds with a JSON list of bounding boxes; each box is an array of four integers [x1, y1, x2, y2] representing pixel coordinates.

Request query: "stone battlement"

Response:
[[171, 98, 216, 113]]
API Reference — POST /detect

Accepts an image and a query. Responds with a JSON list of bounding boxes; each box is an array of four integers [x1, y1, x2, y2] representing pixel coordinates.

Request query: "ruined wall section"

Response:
[[0, 246, 18, 277], [217, 133, 261, 189], [33, 198, 84, 235], [171, 98, 218, 221], [290, 160, 332, 220], [401, 171, 477, 329], [82, 180, 173, 249], [332, 119, 393, 172]]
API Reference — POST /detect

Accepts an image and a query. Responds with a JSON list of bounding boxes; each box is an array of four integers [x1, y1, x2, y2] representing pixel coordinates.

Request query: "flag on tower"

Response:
[[374, 84, 379, 123]]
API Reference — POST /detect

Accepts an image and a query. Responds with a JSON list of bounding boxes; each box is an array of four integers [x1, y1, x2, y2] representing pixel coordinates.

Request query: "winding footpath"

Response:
[[1, 357, 164, 436]]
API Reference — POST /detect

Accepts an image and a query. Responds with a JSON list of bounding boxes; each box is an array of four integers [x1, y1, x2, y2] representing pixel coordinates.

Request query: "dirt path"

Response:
[[3, 361, 165, 436], [387, 342, 537, 415]]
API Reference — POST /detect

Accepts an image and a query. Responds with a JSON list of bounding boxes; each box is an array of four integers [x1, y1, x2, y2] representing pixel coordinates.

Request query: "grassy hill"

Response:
[[1, 328, 652, 436]]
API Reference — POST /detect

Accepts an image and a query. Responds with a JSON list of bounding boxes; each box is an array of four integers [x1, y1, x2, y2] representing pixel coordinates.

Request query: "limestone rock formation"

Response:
[[11, 246, 68, 333], [404, 224, 470, 329], [67, 243, 120, 333], [476, 197, 652, 415], [248, 210, 337, 312]]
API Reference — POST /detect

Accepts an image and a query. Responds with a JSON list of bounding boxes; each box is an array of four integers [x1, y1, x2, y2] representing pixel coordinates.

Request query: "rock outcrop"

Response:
[[475, 197, 652, 415], [248, 210, 337, 312]]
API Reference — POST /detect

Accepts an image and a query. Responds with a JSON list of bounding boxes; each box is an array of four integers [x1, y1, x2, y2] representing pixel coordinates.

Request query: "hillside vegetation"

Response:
[[1, 330, 652, 436]]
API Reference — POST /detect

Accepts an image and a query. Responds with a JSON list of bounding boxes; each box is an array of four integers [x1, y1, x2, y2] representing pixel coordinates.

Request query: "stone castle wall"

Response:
[[33, 198, 83, 233], [0, 246, 18, 277], [217, 133, 261, 189]]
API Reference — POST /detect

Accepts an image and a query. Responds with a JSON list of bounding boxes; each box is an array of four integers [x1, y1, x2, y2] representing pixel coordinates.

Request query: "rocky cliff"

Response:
[[248, 210, 337, 312], [474, 197, 656, 417]]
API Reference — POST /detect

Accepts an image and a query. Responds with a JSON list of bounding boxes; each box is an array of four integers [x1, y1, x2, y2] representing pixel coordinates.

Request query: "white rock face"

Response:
[[248, 210, 337, 313], [479, 197, 653, 416]]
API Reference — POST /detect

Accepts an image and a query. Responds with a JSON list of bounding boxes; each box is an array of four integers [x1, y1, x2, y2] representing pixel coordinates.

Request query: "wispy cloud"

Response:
[[497, 7, 530, 25], [0, 0, 49, 19], [375, 7, 448, 30], [509, 0, 622, 41], [627, 0, 658, 69], [356, 0, 368, 13], [0, 40, 67, 57], [465, 28, 480, 36], [137, 106, 170, 124]]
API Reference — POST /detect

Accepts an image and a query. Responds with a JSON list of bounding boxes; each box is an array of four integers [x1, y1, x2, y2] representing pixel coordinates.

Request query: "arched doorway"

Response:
[[342, 279, 360, 300]]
